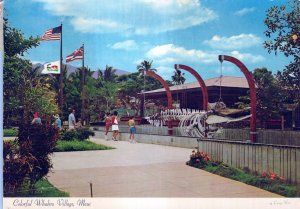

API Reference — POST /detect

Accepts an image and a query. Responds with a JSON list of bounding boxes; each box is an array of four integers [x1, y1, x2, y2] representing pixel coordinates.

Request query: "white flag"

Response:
[[41, 61, 60, 74]]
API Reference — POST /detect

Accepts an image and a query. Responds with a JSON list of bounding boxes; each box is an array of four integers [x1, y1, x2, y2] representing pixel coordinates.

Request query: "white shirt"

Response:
[[68, 113, 76, 129]]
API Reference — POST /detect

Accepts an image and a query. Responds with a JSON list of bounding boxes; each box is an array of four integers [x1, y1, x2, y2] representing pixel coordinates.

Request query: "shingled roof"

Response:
[[145, 76, 249, 94]]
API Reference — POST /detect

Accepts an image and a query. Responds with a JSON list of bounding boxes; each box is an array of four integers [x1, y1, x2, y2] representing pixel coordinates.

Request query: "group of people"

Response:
[[31, 109, 137, 143], [31, 112, 62, 129], [105, 111, 136, 143], [31, 109, 82, 131]]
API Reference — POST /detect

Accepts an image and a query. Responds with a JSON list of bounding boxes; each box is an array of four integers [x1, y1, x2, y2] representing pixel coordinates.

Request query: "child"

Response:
[[128, 116, 136, 143], [104, 112, 111, 140]]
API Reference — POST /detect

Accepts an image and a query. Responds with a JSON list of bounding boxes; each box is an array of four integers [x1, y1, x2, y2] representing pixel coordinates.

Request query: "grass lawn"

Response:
[[7, 179, 69, 197], [54, 140, 114, 152], [3, 128, 18, 137]]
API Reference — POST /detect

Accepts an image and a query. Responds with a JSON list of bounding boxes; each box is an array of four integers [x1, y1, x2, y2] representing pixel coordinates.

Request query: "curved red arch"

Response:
[[146, 71, 173, 109], [219, 55, 257, 143], [174, 64, 208, 111]]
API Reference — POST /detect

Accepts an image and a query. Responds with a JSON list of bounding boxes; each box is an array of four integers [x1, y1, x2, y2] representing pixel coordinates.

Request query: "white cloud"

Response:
[[234, 7, 256, 16], [71, 17, 131, 34], [203, 34, 262, 50], [32, 0, 217, 35], [109, 40, 138, 51], [230, 50, 265, 63], [146, 44, 217, 65], [143, 44, 264, 72]]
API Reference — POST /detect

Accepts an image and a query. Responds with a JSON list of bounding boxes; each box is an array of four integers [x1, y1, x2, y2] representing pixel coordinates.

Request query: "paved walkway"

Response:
[[48, 137, 282, 197]]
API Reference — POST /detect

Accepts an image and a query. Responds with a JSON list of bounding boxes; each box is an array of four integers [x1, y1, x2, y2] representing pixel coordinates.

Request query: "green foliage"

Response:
[[3, 128, 18, 137], [264, 0, 300, 103], [76, 128, 95, 140], [60, 130, 79, 141], [254, 68, 282, 126], [54, 140, 113, 152], [4, 18, 59, 125], [4, 18, 39, 57], [17, 124, 59, 195], [236, 68, 282, 127], [59, 128, 95, 141], [172, 69, 185, 85], [3, 141, 30, 196]]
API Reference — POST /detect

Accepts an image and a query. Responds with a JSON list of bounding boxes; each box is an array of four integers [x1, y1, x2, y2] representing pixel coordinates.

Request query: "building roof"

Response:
[[145, 76, 249, 94]]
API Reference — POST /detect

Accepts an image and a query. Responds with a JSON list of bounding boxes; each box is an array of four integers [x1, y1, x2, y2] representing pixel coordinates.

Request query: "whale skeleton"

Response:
[[146, 106, 251, 138]]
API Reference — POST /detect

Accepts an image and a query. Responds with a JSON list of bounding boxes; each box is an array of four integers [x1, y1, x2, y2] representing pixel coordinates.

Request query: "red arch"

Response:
[[174, 64, 208, 111], [146, 71, 173, 109], [219, 55, 257, 143]]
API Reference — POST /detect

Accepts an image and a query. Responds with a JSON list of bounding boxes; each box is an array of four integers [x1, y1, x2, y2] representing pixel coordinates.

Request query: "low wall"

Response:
[[95, 125, 300, 145], [94, 130, 300, 183]]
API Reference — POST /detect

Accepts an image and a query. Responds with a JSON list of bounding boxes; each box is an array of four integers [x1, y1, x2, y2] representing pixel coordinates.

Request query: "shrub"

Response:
[[16, 124, 59, 194], [212, 164, 242, 178], [76, 128, 95, 140], [59, 128, 95, 141], [187, 150, 211, 168], [60, 130, 78, 141], [3, 141, 31, 196]]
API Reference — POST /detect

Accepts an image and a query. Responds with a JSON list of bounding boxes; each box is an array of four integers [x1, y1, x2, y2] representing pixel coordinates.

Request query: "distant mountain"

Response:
[[32, 63, 130, 78]]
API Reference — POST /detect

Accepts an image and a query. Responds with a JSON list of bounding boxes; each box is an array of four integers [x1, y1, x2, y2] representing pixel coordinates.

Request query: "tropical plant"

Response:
[[253, 68, 282, 127], [264, 0, 300, 103], [171, 68, 185, 105], [137, 60, 157, 116], [103, 65, 117, 82], [4, 18, 59, 125]]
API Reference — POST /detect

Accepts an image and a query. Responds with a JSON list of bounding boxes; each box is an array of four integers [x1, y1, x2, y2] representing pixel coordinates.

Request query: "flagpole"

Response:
[[59, 23, 64, 114], [81, 43, 85, 124]]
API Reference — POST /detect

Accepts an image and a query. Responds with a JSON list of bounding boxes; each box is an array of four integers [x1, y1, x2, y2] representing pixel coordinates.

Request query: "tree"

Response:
[[236, 68, 282, 128], [171, 68, 186, 105], [137, 60, 157, 116], [99, 81, 119, 112], [103, 65, 117, 82], [137, 60, 157, 74], [254, 68, 282, 128], [3, 19, 59, 125], [264, 0, 300, 103]]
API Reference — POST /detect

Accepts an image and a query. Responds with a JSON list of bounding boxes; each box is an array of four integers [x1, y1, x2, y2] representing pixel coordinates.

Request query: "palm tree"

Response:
[[171, 69, 186, 107], [103, 65, 117, 82], [137, 60, 157, 117]]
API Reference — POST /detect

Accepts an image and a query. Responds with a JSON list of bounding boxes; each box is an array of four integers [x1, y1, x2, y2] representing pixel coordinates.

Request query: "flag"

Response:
[[41, 61, 60, 74], [66, 46, 84, 62], [41, 26, 62, 41]]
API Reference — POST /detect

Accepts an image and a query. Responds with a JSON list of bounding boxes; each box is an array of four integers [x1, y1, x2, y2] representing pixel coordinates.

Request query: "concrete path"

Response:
[[48, 137, 282, 197]]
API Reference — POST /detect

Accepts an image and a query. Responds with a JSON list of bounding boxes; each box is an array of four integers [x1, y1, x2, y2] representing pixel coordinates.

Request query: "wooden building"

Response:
[[144, 76, 249, 110]]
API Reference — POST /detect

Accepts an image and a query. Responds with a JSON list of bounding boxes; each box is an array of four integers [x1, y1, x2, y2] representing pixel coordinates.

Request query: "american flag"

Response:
[[66, 46, 84, 62], [40, 26, 62, 41]]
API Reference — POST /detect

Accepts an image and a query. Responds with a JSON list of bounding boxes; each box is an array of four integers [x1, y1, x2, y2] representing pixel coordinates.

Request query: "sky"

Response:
[[5, 0, 292, 82]]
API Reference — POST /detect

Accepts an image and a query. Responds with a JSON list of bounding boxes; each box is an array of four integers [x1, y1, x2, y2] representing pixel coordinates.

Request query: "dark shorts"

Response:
[[129, 126, 136, 134]]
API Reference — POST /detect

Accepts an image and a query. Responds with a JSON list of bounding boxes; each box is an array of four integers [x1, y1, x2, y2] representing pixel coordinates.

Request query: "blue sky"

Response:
[[5, 0, 291, 81]]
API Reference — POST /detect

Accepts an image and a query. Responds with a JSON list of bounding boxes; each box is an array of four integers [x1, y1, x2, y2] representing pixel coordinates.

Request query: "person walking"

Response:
[[128, 116, 136, 143], [104, 112, 112, 140], [54, 114, 62, 130], [111, 111, 119, 141], [31, 112, 42, 125], [68, 109, 76, 130]]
